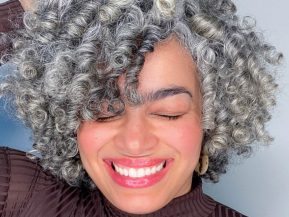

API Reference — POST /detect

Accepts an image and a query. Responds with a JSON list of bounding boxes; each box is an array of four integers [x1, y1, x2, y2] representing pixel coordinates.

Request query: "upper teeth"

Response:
[[113, 161, 165, 178]]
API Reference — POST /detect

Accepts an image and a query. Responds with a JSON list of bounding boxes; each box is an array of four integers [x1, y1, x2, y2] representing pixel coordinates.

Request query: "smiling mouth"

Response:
[[104, 158, 172, 188], [111, 161, 167, 178]]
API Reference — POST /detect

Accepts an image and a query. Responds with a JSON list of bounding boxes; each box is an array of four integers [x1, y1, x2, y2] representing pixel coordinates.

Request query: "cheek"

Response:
[[77, 123, 111, 155], [160, 120, 203, 158]]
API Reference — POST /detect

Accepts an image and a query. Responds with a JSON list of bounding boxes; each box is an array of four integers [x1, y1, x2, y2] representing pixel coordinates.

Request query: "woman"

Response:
[[0, 0, 282, 216]]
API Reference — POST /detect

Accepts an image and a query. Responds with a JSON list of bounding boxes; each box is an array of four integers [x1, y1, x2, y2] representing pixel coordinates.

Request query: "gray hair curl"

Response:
[[0, 0, 282, 185]]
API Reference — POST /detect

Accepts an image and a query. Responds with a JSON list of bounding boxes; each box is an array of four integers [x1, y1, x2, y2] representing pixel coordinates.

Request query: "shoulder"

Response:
[[0, 0, 22, 11], [210, 200, 248, 217], [0, 0, 23, 56], [0, 146, 59, 189], [1, 146, 47, 176], [0, 0, 23, 32], [0, 147, 103, 216], [0, 147, 59, 215], [0, 0, 23, 17]]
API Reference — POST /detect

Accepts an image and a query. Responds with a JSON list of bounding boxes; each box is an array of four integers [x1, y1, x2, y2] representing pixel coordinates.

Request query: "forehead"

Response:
[[119, 36, 200, 103]]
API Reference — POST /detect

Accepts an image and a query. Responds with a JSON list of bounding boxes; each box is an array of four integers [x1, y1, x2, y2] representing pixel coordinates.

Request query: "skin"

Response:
[[77, 36, 204, 214]]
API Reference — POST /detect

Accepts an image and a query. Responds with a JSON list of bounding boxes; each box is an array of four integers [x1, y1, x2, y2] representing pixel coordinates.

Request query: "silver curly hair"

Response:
[[0, 0, 282, 186]]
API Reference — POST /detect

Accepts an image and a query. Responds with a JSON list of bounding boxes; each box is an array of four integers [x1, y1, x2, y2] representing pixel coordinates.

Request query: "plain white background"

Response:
[[0, 0, 288, 217]]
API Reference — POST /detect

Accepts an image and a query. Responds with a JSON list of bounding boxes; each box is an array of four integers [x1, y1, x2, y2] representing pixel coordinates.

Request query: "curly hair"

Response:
[[0, 0, 282, 186]]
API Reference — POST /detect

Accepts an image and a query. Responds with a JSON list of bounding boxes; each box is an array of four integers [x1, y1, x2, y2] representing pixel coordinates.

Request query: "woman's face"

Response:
[[77, 37, 203, 214]]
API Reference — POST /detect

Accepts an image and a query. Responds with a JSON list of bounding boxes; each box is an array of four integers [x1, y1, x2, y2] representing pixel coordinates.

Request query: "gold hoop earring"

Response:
[[195, 155, 209, 175]]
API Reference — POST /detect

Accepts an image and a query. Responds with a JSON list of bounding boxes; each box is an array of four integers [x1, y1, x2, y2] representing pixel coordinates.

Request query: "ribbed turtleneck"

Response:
[[0, 0, 23, 32], [0, 0, 23, 56], [0, 147, 246, 217]]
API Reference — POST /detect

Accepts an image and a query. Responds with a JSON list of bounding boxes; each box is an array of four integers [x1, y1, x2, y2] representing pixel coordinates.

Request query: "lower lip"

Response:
[[105, 161, 172, 188]]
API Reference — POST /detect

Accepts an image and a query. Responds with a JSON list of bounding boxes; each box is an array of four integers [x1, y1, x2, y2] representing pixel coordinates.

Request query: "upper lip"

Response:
[[104, 158, 171, 168]]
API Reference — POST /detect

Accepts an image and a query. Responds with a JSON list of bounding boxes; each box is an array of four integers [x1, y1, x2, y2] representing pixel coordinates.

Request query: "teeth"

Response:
[[137, 168, 145, 178], [123, 168, 129, 176], [151, 166, 156, 174], [119, 167, 124, 176], [129, 168, 137, 178], [145, 168, 151, 176], [113, 161, 165, 178]]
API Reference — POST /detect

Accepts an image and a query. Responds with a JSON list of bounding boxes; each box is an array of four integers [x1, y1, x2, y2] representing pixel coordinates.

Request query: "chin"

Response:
[[108, 193, 169, 214]]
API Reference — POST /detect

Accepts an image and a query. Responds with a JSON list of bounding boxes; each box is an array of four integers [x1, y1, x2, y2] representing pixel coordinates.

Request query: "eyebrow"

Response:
[[139, 86, 193, 104]]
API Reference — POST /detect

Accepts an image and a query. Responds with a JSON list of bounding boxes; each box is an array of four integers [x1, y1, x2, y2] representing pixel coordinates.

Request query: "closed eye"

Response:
[[155, 114, 183, 120], [95, 115, 118, 122], [96, 113, 183, 122]]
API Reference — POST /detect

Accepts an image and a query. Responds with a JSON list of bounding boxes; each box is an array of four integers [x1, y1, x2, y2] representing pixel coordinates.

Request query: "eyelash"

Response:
[[157, 114, 182, 120], [96, 116, 118, 122], [95, 114, 183, 122]]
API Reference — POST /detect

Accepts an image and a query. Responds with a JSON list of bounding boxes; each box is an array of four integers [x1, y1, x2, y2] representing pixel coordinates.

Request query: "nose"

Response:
[[114, 109, 158, 156]]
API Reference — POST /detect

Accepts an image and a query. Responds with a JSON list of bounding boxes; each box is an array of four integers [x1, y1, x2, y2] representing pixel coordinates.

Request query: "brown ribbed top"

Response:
[[0, 0, 23, 56], [0, 0, 23, 32], [0, 147, 247, 217]]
